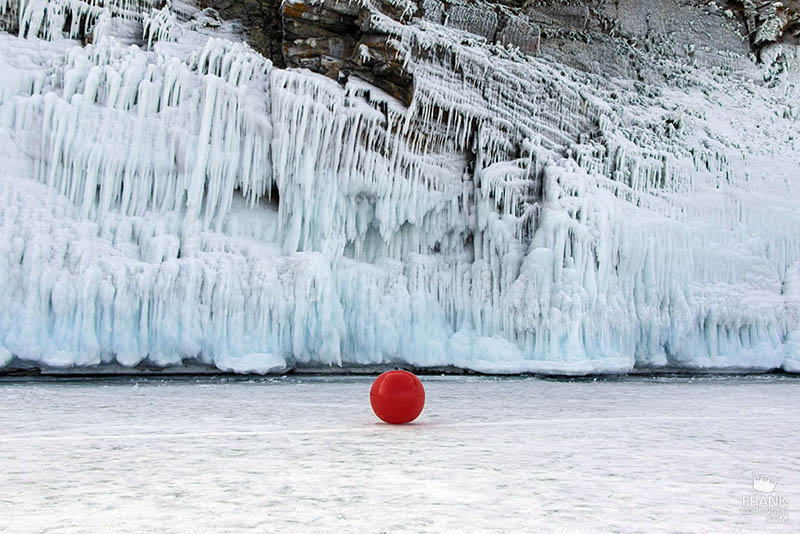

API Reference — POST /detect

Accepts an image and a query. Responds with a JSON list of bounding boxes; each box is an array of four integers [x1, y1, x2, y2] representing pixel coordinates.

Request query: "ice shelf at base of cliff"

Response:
[[0, 0, 799, 374]]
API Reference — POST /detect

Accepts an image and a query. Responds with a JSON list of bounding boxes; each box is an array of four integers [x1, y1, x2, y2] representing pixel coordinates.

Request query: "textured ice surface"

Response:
[[1, 0, 799, 373], [0, 376, 798, 532]]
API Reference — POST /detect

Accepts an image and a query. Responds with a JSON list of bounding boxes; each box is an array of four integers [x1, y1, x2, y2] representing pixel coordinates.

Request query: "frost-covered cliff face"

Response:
[[0, 0, 799, 374]]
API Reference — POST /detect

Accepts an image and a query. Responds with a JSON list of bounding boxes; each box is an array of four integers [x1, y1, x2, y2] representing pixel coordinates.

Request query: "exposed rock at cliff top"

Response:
[[225, 0, 799, 99]]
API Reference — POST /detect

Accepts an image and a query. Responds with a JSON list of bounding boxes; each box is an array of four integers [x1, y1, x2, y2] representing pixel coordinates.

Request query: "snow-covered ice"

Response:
[[1, 0, 799, 374], [0, 375, 798, 532]]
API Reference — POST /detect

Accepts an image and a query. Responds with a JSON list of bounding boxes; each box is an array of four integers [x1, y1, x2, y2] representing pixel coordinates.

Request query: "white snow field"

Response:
[[0, 375, 797, 533], [1, 0, 800, 374]]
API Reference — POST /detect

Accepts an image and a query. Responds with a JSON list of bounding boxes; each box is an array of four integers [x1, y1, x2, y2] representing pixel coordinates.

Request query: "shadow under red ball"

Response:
[[370, 370, 425, 424]]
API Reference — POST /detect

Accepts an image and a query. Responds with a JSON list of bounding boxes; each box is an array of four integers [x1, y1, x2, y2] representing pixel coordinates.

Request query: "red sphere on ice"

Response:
[[370, 370, 425, 424]]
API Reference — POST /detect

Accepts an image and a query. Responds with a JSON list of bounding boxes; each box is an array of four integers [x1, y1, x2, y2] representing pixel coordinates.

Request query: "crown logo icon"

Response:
[[752, 473, 778, 493]]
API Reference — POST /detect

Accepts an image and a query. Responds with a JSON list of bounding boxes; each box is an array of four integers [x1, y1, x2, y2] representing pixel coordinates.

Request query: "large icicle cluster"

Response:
[[1, 0, 799, 373], [16, 0, 158, 39]]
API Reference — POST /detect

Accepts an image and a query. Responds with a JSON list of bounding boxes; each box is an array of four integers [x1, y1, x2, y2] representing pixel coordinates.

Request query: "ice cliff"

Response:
[[0, 0, 799, 374]]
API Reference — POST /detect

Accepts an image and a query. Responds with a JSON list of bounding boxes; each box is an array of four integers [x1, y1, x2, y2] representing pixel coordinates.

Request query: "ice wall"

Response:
[[1, 0, 799, 374]]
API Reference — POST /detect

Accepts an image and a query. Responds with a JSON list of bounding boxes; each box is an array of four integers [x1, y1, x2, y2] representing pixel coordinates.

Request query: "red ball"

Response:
[[370, 370, 425, 424]]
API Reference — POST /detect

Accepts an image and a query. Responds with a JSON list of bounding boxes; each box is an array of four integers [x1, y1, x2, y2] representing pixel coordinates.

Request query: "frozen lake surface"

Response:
[[0, 375, 797, 533]]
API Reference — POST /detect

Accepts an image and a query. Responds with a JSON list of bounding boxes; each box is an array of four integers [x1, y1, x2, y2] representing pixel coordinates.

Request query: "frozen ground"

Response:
[[0, 376, 797, 533]]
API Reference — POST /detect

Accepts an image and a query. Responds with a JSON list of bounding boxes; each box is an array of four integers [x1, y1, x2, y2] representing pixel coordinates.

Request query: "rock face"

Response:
[[0, 0, 799, 374], [206, 0, 797, 99], [38, 0, 789, 104], [736, 0, 800, 49], [0, 0, 18, 34], [280, 0, 414, 103], [198, 0, 285, 67], [730, 0, 800, 81]]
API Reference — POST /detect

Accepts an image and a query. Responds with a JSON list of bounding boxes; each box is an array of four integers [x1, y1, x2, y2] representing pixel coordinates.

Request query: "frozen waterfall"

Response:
[[1, 0, 799, 374]]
